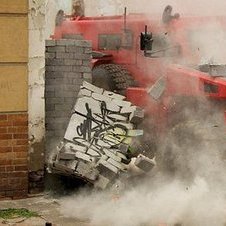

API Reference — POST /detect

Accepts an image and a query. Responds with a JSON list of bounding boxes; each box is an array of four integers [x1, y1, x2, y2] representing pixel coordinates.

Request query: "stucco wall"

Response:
[[28, 0, 71, 173]]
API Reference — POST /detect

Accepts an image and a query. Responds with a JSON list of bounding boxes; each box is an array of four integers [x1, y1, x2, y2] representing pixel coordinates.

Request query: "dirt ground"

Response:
[[0, 195, 92, 226]]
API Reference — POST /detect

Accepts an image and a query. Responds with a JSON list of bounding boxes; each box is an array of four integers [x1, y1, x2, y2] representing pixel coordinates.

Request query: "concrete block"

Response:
[[129, 107, 144, 124], [127, 130, 144, 137], [58, 153, 76, 160], [46, 97, 64, 104], [84, 48, 92, 54], [66, 46, 84, 53], [97, 163, 118, 180], [105, 102, 120, 112], [74, 40, 92, 47], [47, 46, 65, 53], [66, 160, 78, 170], [45, 52, 56, 59], [56, 52, 74, 59], [73, 66, 91, 73], [75, 152, 94, 162], [103, 90, 125, 100], [53, 162, 74, 173], [87, 149, 100, 157], [103, 148, 121, 162], [82, 81, 103, 94], [64, 72, 82, 78], [116, 151, 128, 160], [64, 142, 87, 153], [134, 154, 156, 172], [56, 39, 75, 46], [46, 40, 56, 47], [83, 73, 92, 81], [74, 53, 91, 60], [98, 159, 119, 174], [76, 161, 99, 181], [64, 59, 83, 66], [94, 175, 110, 190], [148, 76, 166, 100], [112, 99, 131, 108], [46, 59, 65, 66], [82, 60, 91, 66], [121, 106, 136, 114], [92, 92, 112, 103], [107, 158, 127, 171], [45, 91, 55, 98], [62, 34, 84, 40], [108, 114, 128, 121], [118, 143, 129, 154]]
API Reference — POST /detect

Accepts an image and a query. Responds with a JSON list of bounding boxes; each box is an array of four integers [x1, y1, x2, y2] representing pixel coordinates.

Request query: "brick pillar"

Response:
[[45, 39, 92, 162], [0, 113, 28, 199]]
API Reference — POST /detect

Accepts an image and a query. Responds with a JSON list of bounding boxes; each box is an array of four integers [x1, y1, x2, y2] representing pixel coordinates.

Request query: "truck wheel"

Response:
[[92, 64, 135, 94]]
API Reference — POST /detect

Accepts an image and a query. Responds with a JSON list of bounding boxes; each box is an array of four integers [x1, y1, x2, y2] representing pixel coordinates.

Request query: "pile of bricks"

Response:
[[49, 82, 156, 189], [0, 113, 28, 199], [45, 39, 92, 152]]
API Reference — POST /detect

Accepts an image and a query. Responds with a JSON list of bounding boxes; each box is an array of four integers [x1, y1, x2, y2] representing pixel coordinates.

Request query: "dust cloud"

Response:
[[59, 1, 226, 225], [60, 102, 226, 225]]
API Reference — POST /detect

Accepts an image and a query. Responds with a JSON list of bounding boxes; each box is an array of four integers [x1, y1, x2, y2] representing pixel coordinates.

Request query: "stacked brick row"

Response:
[[0, 113, 28, 199], [45, 39, 92, 154]]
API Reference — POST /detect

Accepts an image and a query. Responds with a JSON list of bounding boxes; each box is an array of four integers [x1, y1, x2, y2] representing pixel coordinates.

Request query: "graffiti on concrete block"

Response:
[[50, 81, 155, 189]]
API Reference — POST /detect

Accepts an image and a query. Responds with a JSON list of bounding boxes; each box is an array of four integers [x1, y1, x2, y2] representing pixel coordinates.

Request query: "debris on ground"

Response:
[[48, 81, 156, 189]]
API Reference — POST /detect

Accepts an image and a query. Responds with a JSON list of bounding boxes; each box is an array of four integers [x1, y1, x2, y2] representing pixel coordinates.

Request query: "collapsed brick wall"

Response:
[[45, 39, 92, 163], [0, 113, 28, 199]]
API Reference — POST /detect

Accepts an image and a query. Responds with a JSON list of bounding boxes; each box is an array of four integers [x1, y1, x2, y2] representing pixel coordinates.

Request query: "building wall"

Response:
[[0, 0, 29, 199]]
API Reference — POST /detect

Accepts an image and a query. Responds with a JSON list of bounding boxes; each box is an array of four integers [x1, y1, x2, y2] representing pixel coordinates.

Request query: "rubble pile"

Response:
[[48, 81, 155, 189]]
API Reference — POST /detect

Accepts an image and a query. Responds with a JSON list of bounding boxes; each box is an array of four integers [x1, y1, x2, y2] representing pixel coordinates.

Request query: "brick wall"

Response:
[[0, 113, 28, 199], [45, 39, 92, 160]]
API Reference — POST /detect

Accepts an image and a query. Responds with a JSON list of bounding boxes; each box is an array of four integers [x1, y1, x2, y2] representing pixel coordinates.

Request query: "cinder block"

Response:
[[58, 153, 76, 160], [84, 48, 92, 54], [62, 34, 84, 40], [74, 40, 92, 47], [94, 175, 110, 189], [103, 148, 121, 162], [56, 39, 75, 46], [129, 107, 144, 124], [92, 92, 112, 103], [98, 159, 119, 174], [64, 142, 87, 153], [46, 59, 65, 66], [107, 158, 126, 171], [46, 40, 56, 47], [118, 143, 129, 154], [66, 160, 78, 170], [103, 91, 125, 100], [134, 154, 156, 172], [74, 53, 91, 60], [66, 46, 84, 53], [75, 152, 94, 162], [82, 81, 103, 94], [56, 52, 74, 59], [97, 163, 118, 180], [45, 52, 55, 59], [53, 162, 74, 173], [148, 76, 166, 100], [64, 59, 83, 66], [47, 46, 65, 53], [76, 161, 99, 181], [82, 60, 91, 66]]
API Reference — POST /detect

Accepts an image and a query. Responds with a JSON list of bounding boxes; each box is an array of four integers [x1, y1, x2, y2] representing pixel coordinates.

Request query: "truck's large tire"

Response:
[[92, 64, 135, 94]]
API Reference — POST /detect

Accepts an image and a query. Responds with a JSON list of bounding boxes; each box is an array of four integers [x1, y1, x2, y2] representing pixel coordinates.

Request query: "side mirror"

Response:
[[140, 25, 153, 51]]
